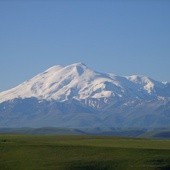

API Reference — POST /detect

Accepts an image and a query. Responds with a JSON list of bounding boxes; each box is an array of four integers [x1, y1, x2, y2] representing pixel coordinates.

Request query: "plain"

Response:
[[0, 135, 170, 170]]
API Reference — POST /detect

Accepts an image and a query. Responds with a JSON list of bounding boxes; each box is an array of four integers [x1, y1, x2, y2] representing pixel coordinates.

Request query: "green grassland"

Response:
[[0, 135, 170, 170]]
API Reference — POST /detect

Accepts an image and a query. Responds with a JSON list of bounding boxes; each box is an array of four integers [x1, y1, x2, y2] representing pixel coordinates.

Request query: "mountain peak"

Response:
[[63, 62, 88, 76], [42, 63, 88, 77], [70, 62, 87, 67], [66, 62, 88, 70], [0, 63, 169, 104]]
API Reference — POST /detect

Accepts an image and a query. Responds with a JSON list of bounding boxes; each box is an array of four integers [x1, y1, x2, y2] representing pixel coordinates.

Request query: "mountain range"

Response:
[[0, 63, 169, 129]]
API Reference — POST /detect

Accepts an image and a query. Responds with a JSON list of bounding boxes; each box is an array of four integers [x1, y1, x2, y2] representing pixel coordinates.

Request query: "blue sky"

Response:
[[0, 0, 170, 91]]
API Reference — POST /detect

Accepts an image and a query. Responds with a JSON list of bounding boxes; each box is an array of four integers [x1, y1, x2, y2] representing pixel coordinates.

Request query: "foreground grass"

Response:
[[0, 135, 170, 170]]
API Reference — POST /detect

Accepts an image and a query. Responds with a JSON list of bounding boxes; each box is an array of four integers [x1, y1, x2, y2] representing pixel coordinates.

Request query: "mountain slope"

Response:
[[0, 63, 169, 128]]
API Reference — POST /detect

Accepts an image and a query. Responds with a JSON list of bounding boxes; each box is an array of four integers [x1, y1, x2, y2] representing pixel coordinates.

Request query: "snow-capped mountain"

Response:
[[0, 63, 169, 128], [0, 62, 169, 107]]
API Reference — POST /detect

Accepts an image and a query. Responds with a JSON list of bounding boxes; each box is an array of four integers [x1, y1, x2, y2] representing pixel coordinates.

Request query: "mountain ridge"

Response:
[[0, 63, 169, 106], [0, 63, 169, 128]]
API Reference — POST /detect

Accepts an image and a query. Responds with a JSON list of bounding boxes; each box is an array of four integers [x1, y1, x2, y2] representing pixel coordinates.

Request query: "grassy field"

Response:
[[0, 135, 170, 170]]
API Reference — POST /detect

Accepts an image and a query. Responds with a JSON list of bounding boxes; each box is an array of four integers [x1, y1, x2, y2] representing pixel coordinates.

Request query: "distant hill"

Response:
[[140, 129, 170, 139], [0, 127, 86, 135], [0, 127, 170, 139]]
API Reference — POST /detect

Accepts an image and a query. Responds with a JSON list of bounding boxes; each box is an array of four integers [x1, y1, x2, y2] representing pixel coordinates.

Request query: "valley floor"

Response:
[[0, 135, 170, 170]]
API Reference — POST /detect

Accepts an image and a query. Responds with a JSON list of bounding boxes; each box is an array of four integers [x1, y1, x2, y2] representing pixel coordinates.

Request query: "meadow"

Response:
[[0, 135, 170, 170]]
